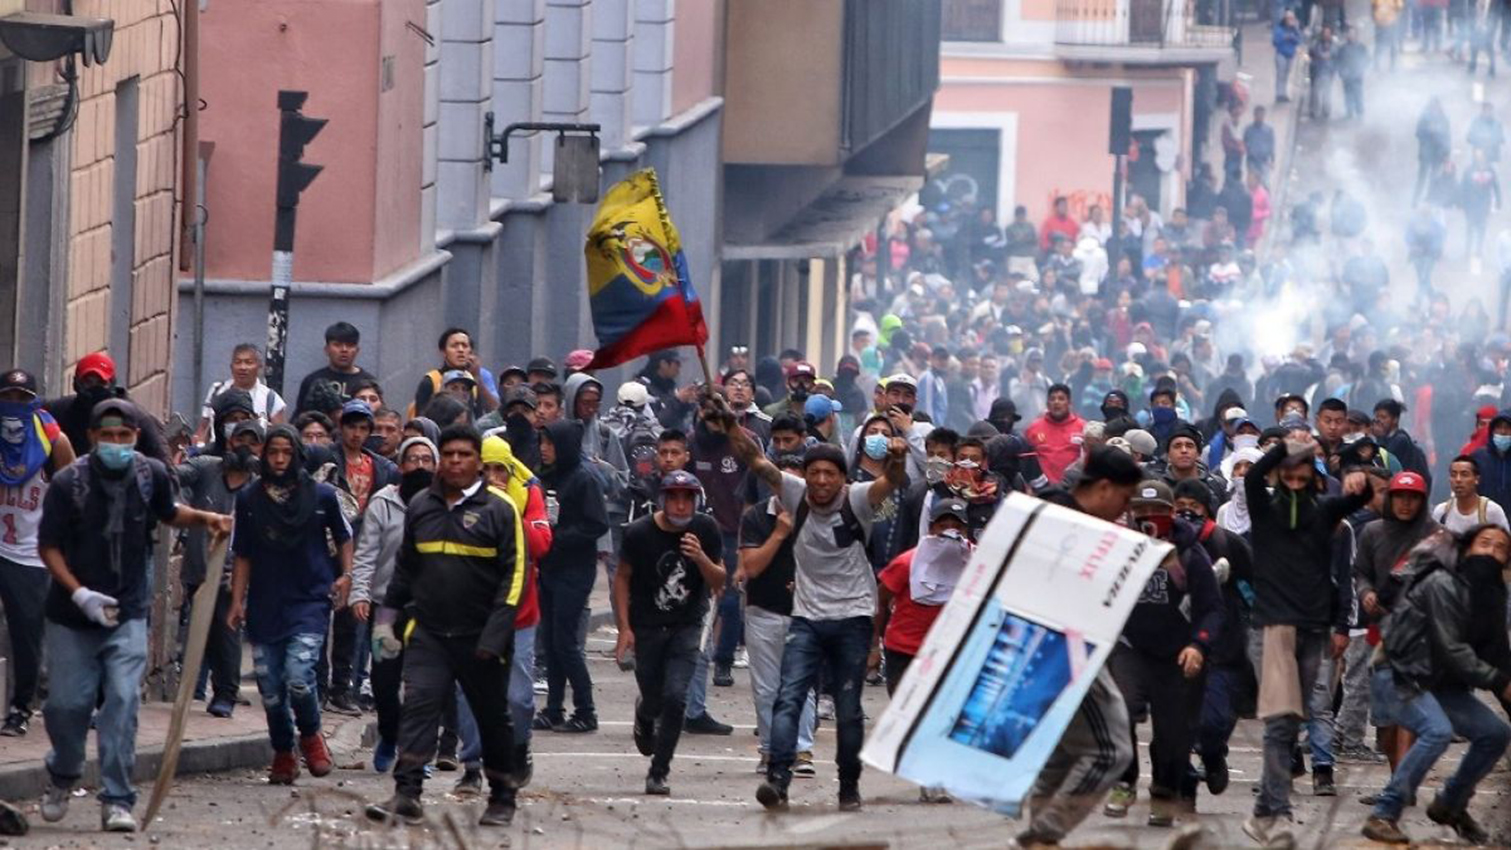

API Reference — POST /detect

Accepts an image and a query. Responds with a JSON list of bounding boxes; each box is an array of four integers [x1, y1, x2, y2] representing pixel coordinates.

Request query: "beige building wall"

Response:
[[63, 0, 182, 416]]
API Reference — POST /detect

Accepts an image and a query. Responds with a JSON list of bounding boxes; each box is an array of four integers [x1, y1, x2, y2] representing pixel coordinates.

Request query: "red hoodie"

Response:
[[1459, 404, 1501, 458], [515, 483, 553, 629], [1025, 412, 1086, 485]]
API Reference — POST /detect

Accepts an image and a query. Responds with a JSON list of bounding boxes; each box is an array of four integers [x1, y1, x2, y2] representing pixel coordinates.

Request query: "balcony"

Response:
[[1054, 0, 1235, 64]]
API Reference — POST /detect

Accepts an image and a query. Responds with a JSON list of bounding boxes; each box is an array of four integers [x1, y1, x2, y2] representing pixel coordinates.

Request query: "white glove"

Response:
[[371, 622, 403, 661], [71, 587, 120, 627], [1212, 557, 1231, 586]]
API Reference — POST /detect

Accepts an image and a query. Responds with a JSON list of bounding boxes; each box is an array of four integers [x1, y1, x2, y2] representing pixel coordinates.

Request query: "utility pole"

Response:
[[264, 90, 326, 394]]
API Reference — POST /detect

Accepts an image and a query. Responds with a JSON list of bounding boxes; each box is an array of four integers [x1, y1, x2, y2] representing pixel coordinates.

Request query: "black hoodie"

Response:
[[539, 420, 609, 582], [1353, 490, 1443, 618]]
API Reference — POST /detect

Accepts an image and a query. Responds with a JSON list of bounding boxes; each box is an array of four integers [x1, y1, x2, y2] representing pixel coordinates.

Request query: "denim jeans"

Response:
[[1255, 627, 1327, 818], [540, 568, 595, 718], [1374, 688, 1511, 820], [44, 618, 148, 807], [745, 605, 816, 754], [634, 622, 701, 778], [684, 534, 743, 720], [767, 616, 870, 787], [1307, 650, 1336, 769], [251, 633, 325, 752], [1336, 634, 1372, 749], [460, 625, 536, 768]]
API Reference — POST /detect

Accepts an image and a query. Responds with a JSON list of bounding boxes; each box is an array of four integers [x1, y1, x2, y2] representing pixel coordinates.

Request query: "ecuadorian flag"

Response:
[[584, 169, 708, 370]]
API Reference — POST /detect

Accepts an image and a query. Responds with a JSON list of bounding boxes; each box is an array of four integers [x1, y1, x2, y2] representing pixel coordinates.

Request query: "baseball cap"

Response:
[[660, 470, 703, 493], [89, 398, 139, 430], [1125, 429, 1158, 458], [1093, 358, 1114, 370], [526, 357, 558, 378], [883, 373, 917, 391], [340, 399, 375, 424], [0, 369, 38, 397], [441, 369, 476, 387], [230, 420, 266, 443], [503, 386, 538, 410], [786, 361, 817, 380], [499, 365, 528, 382], [1389, 471, 1428, 495], [616, 381, 650, 407], [804, 395, 842, 421], [929, 497, 969, 525], [1224, 407, 1249, 422], [1132, 480, 1175, 508], [77, 351, 116, 384]]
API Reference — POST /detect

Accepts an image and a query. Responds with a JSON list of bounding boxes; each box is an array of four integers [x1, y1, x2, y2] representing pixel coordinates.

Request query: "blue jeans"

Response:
[[767, 616, 870, 787], [684, 534, 743, 720], [1197, 664, 1244, 765], [1373, 687, 1511, 820], [1307, 651, 1336, 769], [460, 625, 536, 768], [44, 618, 148, 807], [251, 633, 325, 752]]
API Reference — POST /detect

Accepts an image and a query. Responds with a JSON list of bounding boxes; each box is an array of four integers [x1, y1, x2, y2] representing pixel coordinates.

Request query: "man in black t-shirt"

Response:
[[293, 322, 378, 418], [738, 453, 818, 776], [613, 471, 725, 796]]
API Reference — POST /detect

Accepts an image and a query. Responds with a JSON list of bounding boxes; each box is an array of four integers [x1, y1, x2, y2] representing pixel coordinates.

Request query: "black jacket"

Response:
[[1121, 518, 1224, 660], [1384, 542, 1511, 699], [1195, 518, 1254, 667], [1246, 444, 1371, 630], [539, 420, 610, 581], [385, 482, 521, 656], [1352, 492, 1442, 619]]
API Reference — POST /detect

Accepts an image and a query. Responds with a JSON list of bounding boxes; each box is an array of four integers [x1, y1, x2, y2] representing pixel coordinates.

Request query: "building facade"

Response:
[[1, 0, 184, 413], [930, 0, 1234, 228]]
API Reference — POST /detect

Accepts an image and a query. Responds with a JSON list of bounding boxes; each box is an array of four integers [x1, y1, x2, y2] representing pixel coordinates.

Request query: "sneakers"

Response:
[[684, 712, 733, 735], [1427, 796, 1490, 844], [1312, 765, 1336, 797], [756, 779, 789, 811], [1242, 813, 1295, 848], [633, 700, 655, 756], [918, 786, 953, 803], [365, 794, 424, 825], [512, 744, 534, 789], [300, 733, 333, 777], [479, 796, 516, 826], [268, 750, 300, 785], [713, 664, 735, 687], [1203, 756, 1229, 795], [452, 768, 483, 798], [553, 713, 598, 734], [434, 753, 460, 771], [40, 783, 70, 823], [100, 803, 136, 833], [817, 695, 835, 721], [732, 647, 749, 669], [1336, 742, 1387, 763], [838, 782, 862, 812], [326, 692, 361, 716], [1147, 795, 1176, 828], [532, 676, 548, 695], [645, 772, 671, 796], [372, 739, 398, 773], [1289, 746, 1306, 777], [792, 750, 816, 777], [1103, 782, 1136, 818], [532, 710, 563, 731], [206, 695, 235, 718], [1360, 815, 1410, 844], [0, 708, 30, 737]]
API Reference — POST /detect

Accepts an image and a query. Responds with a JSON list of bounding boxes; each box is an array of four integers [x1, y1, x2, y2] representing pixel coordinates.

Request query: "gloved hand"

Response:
[[71, 587, 120, 627], [1212, 556, 1231, 585], [372, 622, 403, 661]]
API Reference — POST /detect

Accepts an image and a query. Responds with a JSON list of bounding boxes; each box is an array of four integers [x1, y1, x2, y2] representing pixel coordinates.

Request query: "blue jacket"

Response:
[[1273, 22, 1302, 58]]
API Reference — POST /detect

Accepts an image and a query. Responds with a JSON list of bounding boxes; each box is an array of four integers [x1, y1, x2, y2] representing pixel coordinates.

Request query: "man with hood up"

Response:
[[563, 372, 630, 610], [636, 351, 697, 431], [535, 420, 610, 733], [1471, 410, 1511, 513]]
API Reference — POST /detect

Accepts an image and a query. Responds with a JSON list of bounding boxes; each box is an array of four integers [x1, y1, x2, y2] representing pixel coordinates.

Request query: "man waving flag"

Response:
[[584, 169, 708, 370]]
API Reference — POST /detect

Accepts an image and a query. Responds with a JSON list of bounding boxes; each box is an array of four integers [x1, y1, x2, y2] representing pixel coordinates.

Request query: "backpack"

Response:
[[623, 419, 662, 500], [66, 454, 155, 516], [1433, 497, 1488, 525], [406, 369, 478, 419], [790, 490, 869, 551]]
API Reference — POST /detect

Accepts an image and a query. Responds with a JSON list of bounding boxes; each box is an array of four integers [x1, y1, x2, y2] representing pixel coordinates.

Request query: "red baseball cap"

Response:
[[785, 361, 816, 380], [1388, 472, 1427, 495], [76, 351, 116, 384]]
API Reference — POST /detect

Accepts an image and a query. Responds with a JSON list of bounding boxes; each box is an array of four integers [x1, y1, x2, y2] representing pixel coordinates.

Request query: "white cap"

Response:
[[617, 381, 650, 407]]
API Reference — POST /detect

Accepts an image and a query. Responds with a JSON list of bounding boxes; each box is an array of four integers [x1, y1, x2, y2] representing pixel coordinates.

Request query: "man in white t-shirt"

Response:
[[713, 396, 906, 813], [1433, 455, 1511, 534], [195, 344, 287, 444]]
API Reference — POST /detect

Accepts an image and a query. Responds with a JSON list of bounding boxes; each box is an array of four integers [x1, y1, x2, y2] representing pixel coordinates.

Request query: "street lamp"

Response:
[[484, 113, 601, 204]]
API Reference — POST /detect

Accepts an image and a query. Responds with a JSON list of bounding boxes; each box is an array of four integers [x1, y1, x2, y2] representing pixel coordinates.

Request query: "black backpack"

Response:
[[790, 490, 869, 551]]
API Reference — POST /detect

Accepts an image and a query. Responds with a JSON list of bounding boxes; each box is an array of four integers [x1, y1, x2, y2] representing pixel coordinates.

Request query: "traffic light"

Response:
[[275, 90, 326, 211]]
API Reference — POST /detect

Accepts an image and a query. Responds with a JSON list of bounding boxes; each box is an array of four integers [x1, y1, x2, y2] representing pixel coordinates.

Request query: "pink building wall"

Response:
[[671, 0, 720, 115], [199, 0, 423, 284], [936, 58, 1192, 224]]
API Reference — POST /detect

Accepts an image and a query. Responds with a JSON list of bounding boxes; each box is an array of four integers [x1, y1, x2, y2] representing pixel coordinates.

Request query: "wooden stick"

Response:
[[694, 344, 716, 390]]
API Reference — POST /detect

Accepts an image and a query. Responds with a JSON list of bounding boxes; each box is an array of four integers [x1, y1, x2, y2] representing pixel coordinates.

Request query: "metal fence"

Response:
[[1054, 0, 1235, 48]]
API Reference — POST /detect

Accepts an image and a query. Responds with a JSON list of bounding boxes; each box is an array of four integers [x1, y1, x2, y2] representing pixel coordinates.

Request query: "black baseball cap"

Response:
[[89, 398, 140, 430], [660, 470, 703, 493], [503, 386, 538, 410], [526, 357, 558, 378], [0, 369, 38, 397], [929, 497, 969, 525]]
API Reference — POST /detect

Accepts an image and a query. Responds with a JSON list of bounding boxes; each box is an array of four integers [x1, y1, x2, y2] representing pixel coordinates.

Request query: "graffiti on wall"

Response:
[[1045, 189, 1113, 222]]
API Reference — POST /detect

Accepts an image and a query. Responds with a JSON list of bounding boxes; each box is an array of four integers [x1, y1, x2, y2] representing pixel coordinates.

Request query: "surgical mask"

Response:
[[222, 422, 244, 443], [925, 456, 952, 485], [863, 434, 889, 460], [1496, 434, 1511, 453], [1233, 434, 1259, 451], [665, 512, 693, 529], [95, 441, 136, 471]]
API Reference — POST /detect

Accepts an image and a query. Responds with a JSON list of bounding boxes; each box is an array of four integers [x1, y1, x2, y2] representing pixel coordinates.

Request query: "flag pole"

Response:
[[695, 344, 715, 390]]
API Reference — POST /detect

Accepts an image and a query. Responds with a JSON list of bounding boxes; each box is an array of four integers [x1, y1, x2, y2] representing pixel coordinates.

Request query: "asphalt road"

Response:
[[8, 623, 1509, 849]]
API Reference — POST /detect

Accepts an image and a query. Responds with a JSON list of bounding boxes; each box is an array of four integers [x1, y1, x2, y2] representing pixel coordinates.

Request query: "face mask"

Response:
[[1233, 434, 1259, 451], [224, 445, 257, 472], [77, 386, 112, 409], [399, 468, 434, 502], [665, 512, 693, 529], [863, 434, 890, 460], [1101, 405, 1126, 421], [1138, 514, 1174, 539], [1176, 509, 1204, 525], [222, 422, 244, 443], [789, 386, 810, 403], [506, 412, 533, 431], [1496, 434, 1511, 453], [95, 441, 136, 471], [1152, 407, 1177, 425], [0, 399, 37, 446], [925, 456, 952, 485]]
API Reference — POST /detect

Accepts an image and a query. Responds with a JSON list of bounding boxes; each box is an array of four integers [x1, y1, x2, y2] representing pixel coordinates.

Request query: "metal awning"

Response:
[[724, 174, 923, 261]]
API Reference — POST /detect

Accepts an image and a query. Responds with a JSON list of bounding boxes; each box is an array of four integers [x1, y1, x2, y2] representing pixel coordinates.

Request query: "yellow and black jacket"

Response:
[[385, 481, 522, 656]]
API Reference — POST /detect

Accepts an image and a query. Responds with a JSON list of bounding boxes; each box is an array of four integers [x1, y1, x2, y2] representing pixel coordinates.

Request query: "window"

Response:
[[942, 0, 1002, 42]]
